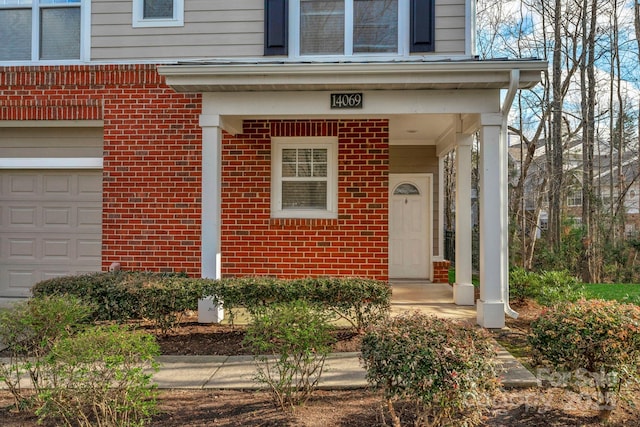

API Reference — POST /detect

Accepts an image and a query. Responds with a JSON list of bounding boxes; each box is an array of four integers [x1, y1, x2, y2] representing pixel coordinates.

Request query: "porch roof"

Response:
[[158, 59, 546, 93]]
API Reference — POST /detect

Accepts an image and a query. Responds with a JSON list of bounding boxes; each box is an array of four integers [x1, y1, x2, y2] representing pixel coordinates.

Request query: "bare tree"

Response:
[[580, 0, 608, 282], [477, 0, 640, 278]]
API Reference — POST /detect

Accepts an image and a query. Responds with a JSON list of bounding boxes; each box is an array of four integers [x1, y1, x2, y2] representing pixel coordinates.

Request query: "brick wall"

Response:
[[221, 119, 390, 280], [1, 65, 203, 276], [2, 66, 394, 280], [432, 260, 451, 283]]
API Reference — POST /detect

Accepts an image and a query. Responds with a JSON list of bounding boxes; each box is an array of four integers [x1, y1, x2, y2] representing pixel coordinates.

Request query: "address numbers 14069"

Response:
[[330, 93, 363, 109]]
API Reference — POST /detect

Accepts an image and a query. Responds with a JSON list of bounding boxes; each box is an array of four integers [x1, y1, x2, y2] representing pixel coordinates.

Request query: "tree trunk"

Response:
[[581, 0, 600, 283], [549, 0, 564, 253]]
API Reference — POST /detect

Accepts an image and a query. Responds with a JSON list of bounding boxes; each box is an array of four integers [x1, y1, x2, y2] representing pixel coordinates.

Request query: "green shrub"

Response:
[[361, 312, 499, 427], [508, 267, 536, 303], [32, 271, 143, 320], [243, 300, 335, 411], [33, 272, 390, 334], [0, 296, 92, 407], [623, 293, 640, 306], [37, 325, 160, 427], [130, 276, 205, 333], [32, 271, 201, 330], [204, 276, 390, 332], [535, 270, 583, 306], [508, 268, 583, 306], [529, 299, 640, 421], [304, 277, 391, 333]]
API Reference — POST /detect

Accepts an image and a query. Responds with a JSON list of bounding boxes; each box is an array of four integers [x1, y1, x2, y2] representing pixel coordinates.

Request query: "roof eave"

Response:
[[158, 60, 547, 93]]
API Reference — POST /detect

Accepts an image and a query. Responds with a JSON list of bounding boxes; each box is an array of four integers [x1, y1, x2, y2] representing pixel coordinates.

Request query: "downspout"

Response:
[[500, 69, 520, 319]]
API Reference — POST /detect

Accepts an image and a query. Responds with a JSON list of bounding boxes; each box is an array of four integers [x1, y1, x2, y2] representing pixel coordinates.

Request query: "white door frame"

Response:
[[389, 173, 433, 279]]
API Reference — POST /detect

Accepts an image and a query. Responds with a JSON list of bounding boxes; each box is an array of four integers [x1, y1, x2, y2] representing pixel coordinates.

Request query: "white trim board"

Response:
[[0, 158, 103, 169]]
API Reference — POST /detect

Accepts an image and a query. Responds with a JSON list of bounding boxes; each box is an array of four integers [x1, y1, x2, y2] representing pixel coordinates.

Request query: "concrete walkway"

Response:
[[150, 282, 537, 390], [151, 350, 536, 390], [0, 282, 539, 390]]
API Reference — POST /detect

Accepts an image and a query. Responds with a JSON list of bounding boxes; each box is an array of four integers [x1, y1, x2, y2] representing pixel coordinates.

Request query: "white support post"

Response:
[[437, 155, 445, 260], [453, 135, 475, 306], [198, 114, 224, 323], [477, 113, 506, 328]]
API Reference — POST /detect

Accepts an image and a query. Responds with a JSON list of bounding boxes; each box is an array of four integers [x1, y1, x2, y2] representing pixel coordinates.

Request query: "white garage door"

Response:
[[0, 170, 102, 297]]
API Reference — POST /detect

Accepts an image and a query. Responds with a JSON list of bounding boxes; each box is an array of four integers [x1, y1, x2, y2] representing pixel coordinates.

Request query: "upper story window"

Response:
[[299, 0, 399, 55], [0, 0, 84, 62], [132, 0, 184, 28], [264, 0, 434, 57]]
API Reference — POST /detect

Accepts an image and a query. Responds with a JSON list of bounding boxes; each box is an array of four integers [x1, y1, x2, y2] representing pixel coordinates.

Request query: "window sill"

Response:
[[269, 218, 340, 229], [132, 19, 184, 28]]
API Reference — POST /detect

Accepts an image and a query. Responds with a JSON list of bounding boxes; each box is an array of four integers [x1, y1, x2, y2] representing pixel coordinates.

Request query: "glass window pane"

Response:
[[297, 149, 312, 163], [0, 8, 31, 60], [144, 0, 174, 19], [0, 1, 32, 5], [394, 183, 420, 195], [313, 149, 327, 163], [40, 0, 80, 4], [282, 163, 297, 177], [282, 149, 297, 163], [282, 182, 327, 210], [313, 164, 327, 177], [40, 7, 80, 59], [354, 0, 397, 53], [300, 0, 344, 55], [298, 164, 311, 177], [312, 149, 327, 177]]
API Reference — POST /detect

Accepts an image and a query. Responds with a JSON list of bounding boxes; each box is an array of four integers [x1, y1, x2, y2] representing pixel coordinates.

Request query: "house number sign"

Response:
[[330, 93, 363, 109]]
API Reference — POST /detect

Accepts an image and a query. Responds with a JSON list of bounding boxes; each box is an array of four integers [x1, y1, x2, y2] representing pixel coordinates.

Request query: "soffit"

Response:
[[158, 60, 546, 93]]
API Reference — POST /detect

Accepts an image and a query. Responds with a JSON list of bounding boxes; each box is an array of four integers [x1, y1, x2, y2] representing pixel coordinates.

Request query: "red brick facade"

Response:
[[1, 65, 204, 276], [221, 119, 390, 280], [1, 65, 393, 280], [432, 260, 451, 283]]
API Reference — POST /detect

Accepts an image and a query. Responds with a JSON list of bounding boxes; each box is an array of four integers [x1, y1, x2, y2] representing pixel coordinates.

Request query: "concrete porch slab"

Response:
[[390, 281, 476, 323]]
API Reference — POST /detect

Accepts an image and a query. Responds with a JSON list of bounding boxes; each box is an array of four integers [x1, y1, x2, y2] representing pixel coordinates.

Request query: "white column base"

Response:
[[453, 283, 475, 306], [476, 300, 505, 328], [198, 297, 224, 323]]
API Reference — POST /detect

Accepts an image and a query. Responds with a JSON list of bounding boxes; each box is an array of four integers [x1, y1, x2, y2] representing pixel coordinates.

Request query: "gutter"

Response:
[[500, 69, 520, 320]]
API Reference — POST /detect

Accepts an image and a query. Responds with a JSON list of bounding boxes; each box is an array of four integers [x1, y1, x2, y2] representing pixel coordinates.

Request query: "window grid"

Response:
[[272, 138, 338, 219], [566, 190, 583, 207], [132, 0, 183, 28], [0, 0, 82, 62], [293, 0, 406, 58]]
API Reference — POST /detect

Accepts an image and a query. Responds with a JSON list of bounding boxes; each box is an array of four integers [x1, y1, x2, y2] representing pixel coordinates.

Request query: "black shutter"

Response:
[[264, 0, 288, 56], [410, 0, 435, 53]]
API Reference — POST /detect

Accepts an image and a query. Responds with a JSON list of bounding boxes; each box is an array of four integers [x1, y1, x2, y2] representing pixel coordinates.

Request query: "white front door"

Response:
[[389, 174, 432, 279]]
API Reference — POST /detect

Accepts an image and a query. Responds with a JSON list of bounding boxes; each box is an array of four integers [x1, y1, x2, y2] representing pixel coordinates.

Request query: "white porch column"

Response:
[[437, 155, 445, 260], [197, 114, 224, 323], [477, 113, 506, 328], [453, 135, 475, 306]]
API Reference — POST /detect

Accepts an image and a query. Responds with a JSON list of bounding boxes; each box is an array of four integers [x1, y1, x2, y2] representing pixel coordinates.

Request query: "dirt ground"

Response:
[[1, 304, 640, 426], [2, 387, 639, 426]]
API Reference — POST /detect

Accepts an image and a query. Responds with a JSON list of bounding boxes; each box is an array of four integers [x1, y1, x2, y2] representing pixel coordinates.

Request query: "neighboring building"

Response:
[[510, 137, 640, 240], [0, 0, 545, 327]]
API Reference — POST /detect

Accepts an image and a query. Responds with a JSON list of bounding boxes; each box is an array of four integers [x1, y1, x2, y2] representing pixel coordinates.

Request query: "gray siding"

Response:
[[91, 0, 264, 61], [91, 0, 468, 61], [0, 127, 103, 158], [389, 146, 440, 257], [431, 0, 467, 56]]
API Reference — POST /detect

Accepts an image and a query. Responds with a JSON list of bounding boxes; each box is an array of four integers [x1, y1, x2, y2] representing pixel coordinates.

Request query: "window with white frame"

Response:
[[0, 0, 83, 62], [566, 189, 583, 207], [298, 0, 399, 55], [132, 0, 183, 28], [271, 137, 338, 219], [264, 0, 434, 56]]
